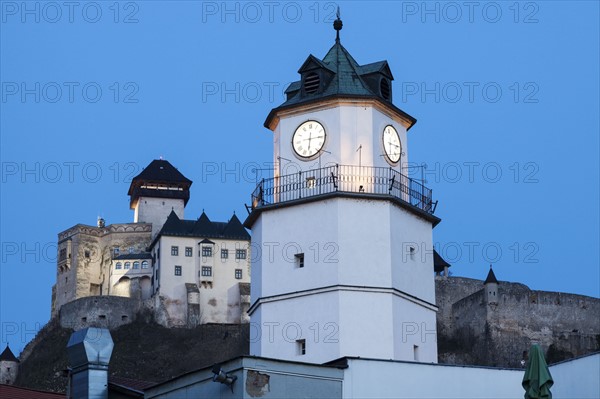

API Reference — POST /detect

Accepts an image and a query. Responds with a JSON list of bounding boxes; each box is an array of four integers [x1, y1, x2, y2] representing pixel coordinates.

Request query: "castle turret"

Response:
[[128, 159, 192, 237], [484, 265, 499, 304], [0, 345, 19, 385]]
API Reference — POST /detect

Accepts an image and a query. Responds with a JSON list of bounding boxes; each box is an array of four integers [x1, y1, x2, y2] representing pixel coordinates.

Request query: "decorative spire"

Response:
[[333, 6, 343, 43]]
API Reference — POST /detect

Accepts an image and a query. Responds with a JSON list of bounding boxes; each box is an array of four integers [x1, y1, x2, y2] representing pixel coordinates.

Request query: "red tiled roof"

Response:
[[109, 376, 156, 392], [0, 384, 65, 399]]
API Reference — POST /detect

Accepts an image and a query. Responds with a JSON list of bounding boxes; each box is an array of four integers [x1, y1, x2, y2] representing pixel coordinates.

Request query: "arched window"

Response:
[[133, 261, 140, 269], [141, 261, 149, 269], [116, 262, 122, 270], [124, 262, 131, 269]]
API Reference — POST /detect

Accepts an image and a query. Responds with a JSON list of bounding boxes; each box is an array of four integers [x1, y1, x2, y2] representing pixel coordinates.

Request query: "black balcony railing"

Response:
[[250, 165, 436, 214]]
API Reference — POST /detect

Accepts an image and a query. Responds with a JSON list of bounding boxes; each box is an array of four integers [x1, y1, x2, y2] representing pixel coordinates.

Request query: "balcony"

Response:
[[250, 165, 437, 214]]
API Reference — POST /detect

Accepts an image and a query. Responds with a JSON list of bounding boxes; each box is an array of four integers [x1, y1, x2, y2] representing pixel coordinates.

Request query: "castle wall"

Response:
[[0, 359, 18, 385], [437, 277, 600, 367], [59, 296, 142, 330]]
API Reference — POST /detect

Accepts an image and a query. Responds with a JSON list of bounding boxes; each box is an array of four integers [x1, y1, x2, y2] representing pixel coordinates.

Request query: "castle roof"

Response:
[[0, 345, 18, 362], [265, 22, 416, 130], [151, 211, 250, 248], [128, 159, 192, 206], [130, 159, 192, 187], [484, 267, 499, 284], [433, 250, 451, 273]]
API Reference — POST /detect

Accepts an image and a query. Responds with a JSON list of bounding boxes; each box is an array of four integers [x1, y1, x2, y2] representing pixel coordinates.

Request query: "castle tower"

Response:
[[484, 265, 499, 304], [245, 15, 441, 364], [0, 345, 19, 385], [128, 159, 192, 237]]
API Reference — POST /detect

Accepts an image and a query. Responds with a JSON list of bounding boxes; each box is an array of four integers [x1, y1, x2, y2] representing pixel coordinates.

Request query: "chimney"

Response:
[[66, 327, 113, 399]]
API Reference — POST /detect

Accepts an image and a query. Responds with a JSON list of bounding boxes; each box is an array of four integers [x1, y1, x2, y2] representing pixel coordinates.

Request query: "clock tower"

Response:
[[245, 15, 441, 364]]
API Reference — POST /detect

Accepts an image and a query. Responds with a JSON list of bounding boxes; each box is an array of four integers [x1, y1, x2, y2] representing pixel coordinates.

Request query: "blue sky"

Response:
[[1, 1, 598, 354]]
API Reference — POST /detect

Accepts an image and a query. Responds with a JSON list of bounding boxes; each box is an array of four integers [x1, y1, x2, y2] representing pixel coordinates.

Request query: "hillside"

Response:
[[15, 318, 249, 393]]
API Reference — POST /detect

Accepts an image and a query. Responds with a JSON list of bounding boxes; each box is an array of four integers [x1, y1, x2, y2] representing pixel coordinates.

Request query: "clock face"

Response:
[[382, 125, 402, 164], [292, 120, 326, 159]]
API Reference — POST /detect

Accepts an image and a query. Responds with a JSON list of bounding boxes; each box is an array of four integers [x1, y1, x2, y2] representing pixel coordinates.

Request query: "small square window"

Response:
[[236, 249, 247, 260], [129, 246, 134, 254], [235, 269, 242, 279], [221, 249, 229, 259], [202, 246, 213, 257], [297, 339, 306, 355], [174, 265, 182, 276], [185, 247, 193, 257], [295, 253, 304, 268], [202, 266, 212, 277], [171, 246, 179, 256], [113, 248, 120, 257], [84, 250, 90, 258]]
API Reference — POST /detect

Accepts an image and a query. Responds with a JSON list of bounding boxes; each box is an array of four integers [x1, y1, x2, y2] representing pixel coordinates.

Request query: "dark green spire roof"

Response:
[[265, 22, 416, 129]]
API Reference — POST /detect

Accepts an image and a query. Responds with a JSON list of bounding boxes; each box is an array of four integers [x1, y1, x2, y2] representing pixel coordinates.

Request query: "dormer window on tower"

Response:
[[380, 78, 391, 100], [303, 72, 320, 94]]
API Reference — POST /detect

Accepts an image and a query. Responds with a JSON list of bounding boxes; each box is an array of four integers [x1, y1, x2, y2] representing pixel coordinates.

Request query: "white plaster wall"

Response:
[[390, 204, 436, 303], [343, 358, 524, 399], [275, 102, 409, 175], [392, 295, 438, 362], [134, 197, 184, 237], [550, 353, 600, 399], [251, 197, 437, 362], [251, 198, 340, 298], [250, 291, 341, 363]]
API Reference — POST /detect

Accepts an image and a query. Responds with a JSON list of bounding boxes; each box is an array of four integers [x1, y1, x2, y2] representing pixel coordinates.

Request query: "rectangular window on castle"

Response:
[[113, 248, 120, 257], [185, 247, 193, 257], [236, 249, 247, 260], [235, 269, 242, 279], [171, 246, 179, 256], [59, 248, 67, 261], [202, 266, 212, 277], [174, 265, 182, 276], [221, 249, 229, 259], [202, 247, 213, 257]]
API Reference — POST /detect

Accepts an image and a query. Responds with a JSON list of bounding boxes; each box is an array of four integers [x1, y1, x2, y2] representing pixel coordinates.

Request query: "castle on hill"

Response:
[[51, 159, 251, 329]]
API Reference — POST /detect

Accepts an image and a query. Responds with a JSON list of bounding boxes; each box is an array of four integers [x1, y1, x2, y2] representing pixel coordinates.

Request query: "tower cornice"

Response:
[[265, 96, 416, 132]]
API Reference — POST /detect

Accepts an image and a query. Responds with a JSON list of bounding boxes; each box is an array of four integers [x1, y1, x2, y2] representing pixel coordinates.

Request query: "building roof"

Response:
[[484, 266, 499, 284], [127, 160, 192, 206], [151, 211, 250, 247], [264, 22, 416, 130], [0, 345, 18, 362], [0, 384, 65, 398], [108, 376, 156, 397], [129, 159, 192, 187], [433, 250, 451, 273]]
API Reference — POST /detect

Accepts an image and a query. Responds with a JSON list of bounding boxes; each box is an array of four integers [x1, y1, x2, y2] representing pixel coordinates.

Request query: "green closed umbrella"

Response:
[[522, 344, 554, 399]]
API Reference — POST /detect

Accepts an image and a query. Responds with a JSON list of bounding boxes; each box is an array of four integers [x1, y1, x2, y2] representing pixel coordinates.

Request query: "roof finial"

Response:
[[333, 6, 343, 43]]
